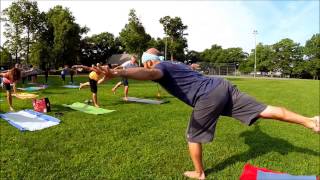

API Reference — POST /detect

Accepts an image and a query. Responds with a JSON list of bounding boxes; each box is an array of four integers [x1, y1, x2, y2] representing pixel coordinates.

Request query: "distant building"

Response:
[[106, 54, 131, 66]]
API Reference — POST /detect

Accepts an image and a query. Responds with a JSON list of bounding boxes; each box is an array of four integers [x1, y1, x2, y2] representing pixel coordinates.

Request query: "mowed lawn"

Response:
[[0, 76, 319, 179]]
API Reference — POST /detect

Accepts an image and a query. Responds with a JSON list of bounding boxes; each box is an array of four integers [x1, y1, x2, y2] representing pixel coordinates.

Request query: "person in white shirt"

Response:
[[111, 55, 138, 101]]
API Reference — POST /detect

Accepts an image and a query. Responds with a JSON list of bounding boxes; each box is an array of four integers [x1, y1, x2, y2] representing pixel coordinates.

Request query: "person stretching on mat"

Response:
[[74, 63, 106, 107], [61, 65, 70, 85], [78, 63, 106, 90], [0, 67, 21, 111], [99, 47, 319, 180], [111, 54, 138, 101]]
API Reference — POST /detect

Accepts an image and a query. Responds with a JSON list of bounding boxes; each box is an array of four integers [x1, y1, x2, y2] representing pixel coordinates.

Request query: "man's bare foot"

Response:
[[79, 83, 83, 90], [9, 107, 15, 112], [111, 88, 116, 94], [123, 97, 128, 101], [94, 104, 100, 108], [184, 171, 205, 180], [311, 116, 319, 133]]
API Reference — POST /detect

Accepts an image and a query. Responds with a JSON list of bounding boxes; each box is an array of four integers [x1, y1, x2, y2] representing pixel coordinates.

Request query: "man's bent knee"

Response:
[[259, 105, 286, 119]]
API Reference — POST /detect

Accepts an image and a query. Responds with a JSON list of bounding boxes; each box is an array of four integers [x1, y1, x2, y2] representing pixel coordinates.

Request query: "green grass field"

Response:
[[1, 76, 319, 179]]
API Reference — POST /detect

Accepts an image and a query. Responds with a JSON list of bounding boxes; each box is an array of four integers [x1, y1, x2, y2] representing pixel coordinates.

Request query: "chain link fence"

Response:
[[198, 62, 238, 76]]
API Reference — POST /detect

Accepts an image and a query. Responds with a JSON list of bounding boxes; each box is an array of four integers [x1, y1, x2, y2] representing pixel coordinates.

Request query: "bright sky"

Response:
[[0, 0, 319, 53]]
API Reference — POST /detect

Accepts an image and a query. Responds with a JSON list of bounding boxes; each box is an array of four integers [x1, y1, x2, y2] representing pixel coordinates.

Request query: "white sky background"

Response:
[[0, 0, 319, 53]]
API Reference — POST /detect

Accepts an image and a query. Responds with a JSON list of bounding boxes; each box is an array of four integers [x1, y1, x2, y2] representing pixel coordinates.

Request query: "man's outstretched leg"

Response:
[[259, 105, 319, 133], [112, 81, 122, 94], [79, 82, 90, 90]]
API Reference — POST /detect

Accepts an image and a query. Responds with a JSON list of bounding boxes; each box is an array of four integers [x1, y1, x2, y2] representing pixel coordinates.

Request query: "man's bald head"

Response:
[[146, 48, 161, 56]]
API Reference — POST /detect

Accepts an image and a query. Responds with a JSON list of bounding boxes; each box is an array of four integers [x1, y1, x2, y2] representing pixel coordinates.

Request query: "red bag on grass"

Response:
[[32, 98, 51, 113], [240, 164, 282, 180]]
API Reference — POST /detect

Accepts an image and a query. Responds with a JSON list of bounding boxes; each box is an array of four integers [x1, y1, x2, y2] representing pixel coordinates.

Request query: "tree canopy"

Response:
[[0, 1, 318, 79]]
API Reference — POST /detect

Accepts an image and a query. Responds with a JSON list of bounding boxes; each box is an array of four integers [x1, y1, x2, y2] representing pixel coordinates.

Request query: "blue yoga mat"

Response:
[[0, 110, 60, 131], [257, 170, 316, 180]]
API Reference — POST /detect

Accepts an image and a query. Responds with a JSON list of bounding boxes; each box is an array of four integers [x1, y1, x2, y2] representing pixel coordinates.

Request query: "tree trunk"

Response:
[[15, 49, 18, 63], [26, 28, 30, 64]]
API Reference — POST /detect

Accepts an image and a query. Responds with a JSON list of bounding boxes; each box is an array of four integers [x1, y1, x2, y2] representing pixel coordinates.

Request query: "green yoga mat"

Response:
[[62, 102, 115, 115]]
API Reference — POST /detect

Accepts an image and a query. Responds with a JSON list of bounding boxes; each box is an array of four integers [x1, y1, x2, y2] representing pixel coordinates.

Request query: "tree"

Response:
[[304, 33, 320, 79], [272, 38, 303, 77], [147, 37, 165, 54], [2, 0, 43, 64], [244, 43, 275, 73], [222, 47, 246, 64], [119, 9, 151, 64], [2, 1, 24, 62], [80, 32, 123, 66], [185, 50, 201, 64], [46, 5, 83, 68], [160, 16, 188, 61], [200, 44, 223, 63], [0, 46, 12, 67]]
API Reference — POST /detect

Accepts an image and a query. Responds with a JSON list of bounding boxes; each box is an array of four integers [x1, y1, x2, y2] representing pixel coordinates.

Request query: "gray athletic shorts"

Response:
[[186, 79, 267, 143]]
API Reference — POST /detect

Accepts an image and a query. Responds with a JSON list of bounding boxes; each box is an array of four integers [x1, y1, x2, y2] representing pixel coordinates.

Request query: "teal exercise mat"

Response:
[[62, 85, 80, 88], [62, 102, 115, 115], [124, 97, 168, 104], [17, 85, 48, 91]]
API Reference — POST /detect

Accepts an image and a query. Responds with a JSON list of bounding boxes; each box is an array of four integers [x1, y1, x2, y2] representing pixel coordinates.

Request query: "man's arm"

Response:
[[97, 75, 107, 84], [113, 65, 124, 70], [107, 67, 163, 81], [12, 82, 17, 93], [0, 72, 9, 78], [72, 65, 100, 73]]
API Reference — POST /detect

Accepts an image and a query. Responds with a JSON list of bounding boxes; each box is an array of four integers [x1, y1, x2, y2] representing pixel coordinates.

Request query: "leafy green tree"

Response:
[[45, 5, 83, 68], [119, 9, 151, 64], [200, 44, 223, 63], [0, 47, 12, 66], [305, 34, 320, 59], [2, 1, 24, 62], [244, 43, 275, 73], [29, 38, 51, 69], [222, 47, 246, 63], [185, 50, 201, 64], [80, 32, 123, 66], [272, 38, 303, 77], [160, 16, 188, 61], [147, 37, 165, 54], [304, 34, 320, 79], [2, 0, 43, 64]]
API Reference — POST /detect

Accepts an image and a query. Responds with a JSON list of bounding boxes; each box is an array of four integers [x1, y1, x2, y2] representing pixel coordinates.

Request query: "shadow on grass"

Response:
[[205, 125, 320, 175], [38, 91, 66, 95], [50, 104, 73, 113]]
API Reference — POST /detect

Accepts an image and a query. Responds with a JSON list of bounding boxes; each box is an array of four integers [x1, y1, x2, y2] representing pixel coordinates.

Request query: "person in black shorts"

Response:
[[89, 48, 320, 180], [75, 63, 106, 107], [0, 67, 21, 111], [111, 55, 138, 101]]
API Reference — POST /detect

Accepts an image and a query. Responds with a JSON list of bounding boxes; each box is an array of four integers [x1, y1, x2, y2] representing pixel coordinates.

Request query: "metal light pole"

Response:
[[164, 25, 167, 61], [165, 36, 167, 61], [253, 30, 258, 78]]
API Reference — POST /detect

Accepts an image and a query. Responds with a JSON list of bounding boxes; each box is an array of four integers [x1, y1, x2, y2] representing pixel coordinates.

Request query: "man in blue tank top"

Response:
[[98, 48, 319, 180]]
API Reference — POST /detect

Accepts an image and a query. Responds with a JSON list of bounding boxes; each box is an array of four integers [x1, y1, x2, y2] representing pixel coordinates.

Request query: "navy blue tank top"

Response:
[[153, 61, 223, 107]]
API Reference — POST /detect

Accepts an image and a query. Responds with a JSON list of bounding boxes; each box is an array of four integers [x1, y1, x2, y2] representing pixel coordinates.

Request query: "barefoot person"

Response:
[[99, 47, 319, 179], [74, 63, 106, 107], [111, 54, 138, 101], [0, 67, 21, 111]]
